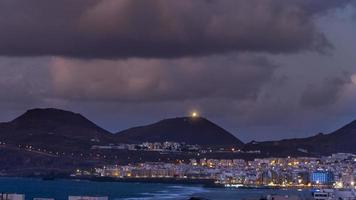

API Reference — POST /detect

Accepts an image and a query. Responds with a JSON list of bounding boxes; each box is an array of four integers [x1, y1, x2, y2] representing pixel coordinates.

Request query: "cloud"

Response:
[[50, 55, 278, 102], [0, 0, 350, 58], [300, 74, 352, 108], [0, 0, 355, 142], [0, 58, 51, 103], [352, 74, 356, 84]]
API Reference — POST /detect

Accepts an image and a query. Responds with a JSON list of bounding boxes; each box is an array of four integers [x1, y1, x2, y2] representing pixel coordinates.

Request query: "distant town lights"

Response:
[[335, 181, 343, 188]]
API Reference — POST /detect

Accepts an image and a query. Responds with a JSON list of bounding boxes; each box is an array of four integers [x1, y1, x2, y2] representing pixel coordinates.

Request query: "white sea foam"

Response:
[[118, 185, 208, 200]]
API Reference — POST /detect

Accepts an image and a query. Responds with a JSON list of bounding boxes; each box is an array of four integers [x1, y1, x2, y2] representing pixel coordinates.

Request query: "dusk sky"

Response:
[[0, 0, 355, 142]]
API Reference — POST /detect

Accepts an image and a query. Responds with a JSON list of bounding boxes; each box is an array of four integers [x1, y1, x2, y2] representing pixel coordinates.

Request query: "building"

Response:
[[0, 194, 25, 200], [310, 170, 334, 185]]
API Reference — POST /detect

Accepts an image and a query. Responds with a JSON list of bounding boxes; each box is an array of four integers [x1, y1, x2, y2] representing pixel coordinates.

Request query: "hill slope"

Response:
[[243, 120, 356, 156], [115, 117, 243, 147], [0, 108, 114, 151], [1, 107, 354, 157]]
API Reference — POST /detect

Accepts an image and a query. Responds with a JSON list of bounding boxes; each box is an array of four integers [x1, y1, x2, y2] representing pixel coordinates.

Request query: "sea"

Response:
[[0, 177, 312, 200]]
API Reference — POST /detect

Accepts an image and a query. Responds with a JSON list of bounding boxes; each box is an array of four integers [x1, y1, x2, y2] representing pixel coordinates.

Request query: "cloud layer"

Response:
[[50, 55, 277, 102], [300, 74, 352, 108], [0, 0, 355, 142], [0, 0, 350, 58]]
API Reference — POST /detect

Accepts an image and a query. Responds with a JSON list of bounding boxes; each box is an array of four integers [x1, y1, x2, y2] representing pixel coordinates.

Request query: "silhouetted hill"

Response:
[[115, 117, 243, 147], [0, 108, 244, 152], [0, 107, 355, 171], [243, 120, 356, 156], [0, 108, 114, 151], [0, 109, 247, 175]]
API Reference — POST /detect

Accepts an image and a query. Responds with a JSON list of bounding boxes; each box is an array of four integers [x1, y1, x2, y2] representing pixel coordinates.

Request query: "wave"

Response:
[[117, 185, 208, 200]]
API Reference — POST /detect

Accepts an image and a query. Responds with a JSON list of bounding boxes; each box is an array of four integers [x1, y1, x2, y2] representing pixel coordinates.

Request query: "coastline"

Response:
[[0, 175, 219, 187], [0, 175, 314, 190], [83, 176, 219, 187], [0, 177, 313, 200]]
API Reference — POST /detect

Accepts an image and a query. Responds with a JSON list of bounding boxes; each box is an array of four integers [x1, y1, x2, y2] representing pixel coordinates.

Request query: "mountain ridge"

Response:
[[0, 108, 244, 148], [0, 108, 114, 151], [0, 107, 355, 155], [115, 116, 244, 147], [0, 107, 355, 175], [243, 119, 356, 156]]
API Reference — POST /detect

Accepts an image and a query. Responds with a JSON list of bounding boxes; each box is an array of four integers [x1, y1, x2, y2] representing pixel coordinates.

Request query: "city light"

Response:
[[191, 111, 199, 118], [71, 151, 355, 189], [335, 181, 343, 188]]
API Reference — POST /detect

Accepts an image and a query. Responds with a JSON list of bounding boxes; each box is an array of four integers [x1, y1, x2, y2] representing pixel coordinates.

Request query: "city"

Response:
[[77, 153, 356, 189]]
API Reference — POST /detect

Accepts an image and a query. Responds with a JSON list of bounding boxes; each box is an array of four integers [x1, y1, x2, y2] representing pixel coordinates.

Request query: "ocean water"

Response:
[[0, 177, 311, 200]]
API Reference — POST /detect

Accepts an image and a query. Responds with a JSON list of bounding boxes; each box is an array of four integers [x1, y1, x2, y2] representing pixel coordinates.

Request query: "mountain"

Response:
[[115, 117, 244, 147], [0, 108, 114, 151], [0, 108, 244, 151], [243, 120, 356, 156], [0, 109, 245, 175], [0, 107, 355, 175], [1, 107, 355, 159]]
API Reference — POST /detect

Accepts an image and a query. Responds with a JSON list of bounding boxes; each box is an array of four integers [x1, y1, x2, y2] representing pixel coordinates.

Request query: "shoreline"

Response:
[[73, 176, 220, 188], [0, 175, 317, 190], [0, 175, 218, 187]]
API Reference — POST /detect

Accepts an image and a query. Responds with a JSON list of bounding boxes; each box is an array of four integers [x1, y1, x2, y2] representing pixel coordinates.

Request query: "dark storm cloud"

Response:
[[0, 58, 51, 102], [0, 0, 355, 143], [0, 0, 350, 58], [300, 74, 352, 108], [50, 55, 277, 102]]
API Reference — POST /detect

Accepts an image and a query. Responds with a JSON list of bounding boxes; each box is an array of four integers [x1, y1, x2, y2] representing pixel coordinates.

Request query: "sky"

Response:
[[0, 0, 355, 142]]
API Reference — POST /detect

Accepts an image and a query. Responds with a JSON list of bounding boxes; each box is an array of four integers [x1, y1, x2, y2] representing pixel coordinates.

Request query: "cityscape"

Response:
[[87, 153, 356, 189], [1, 153, 356, 200]]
